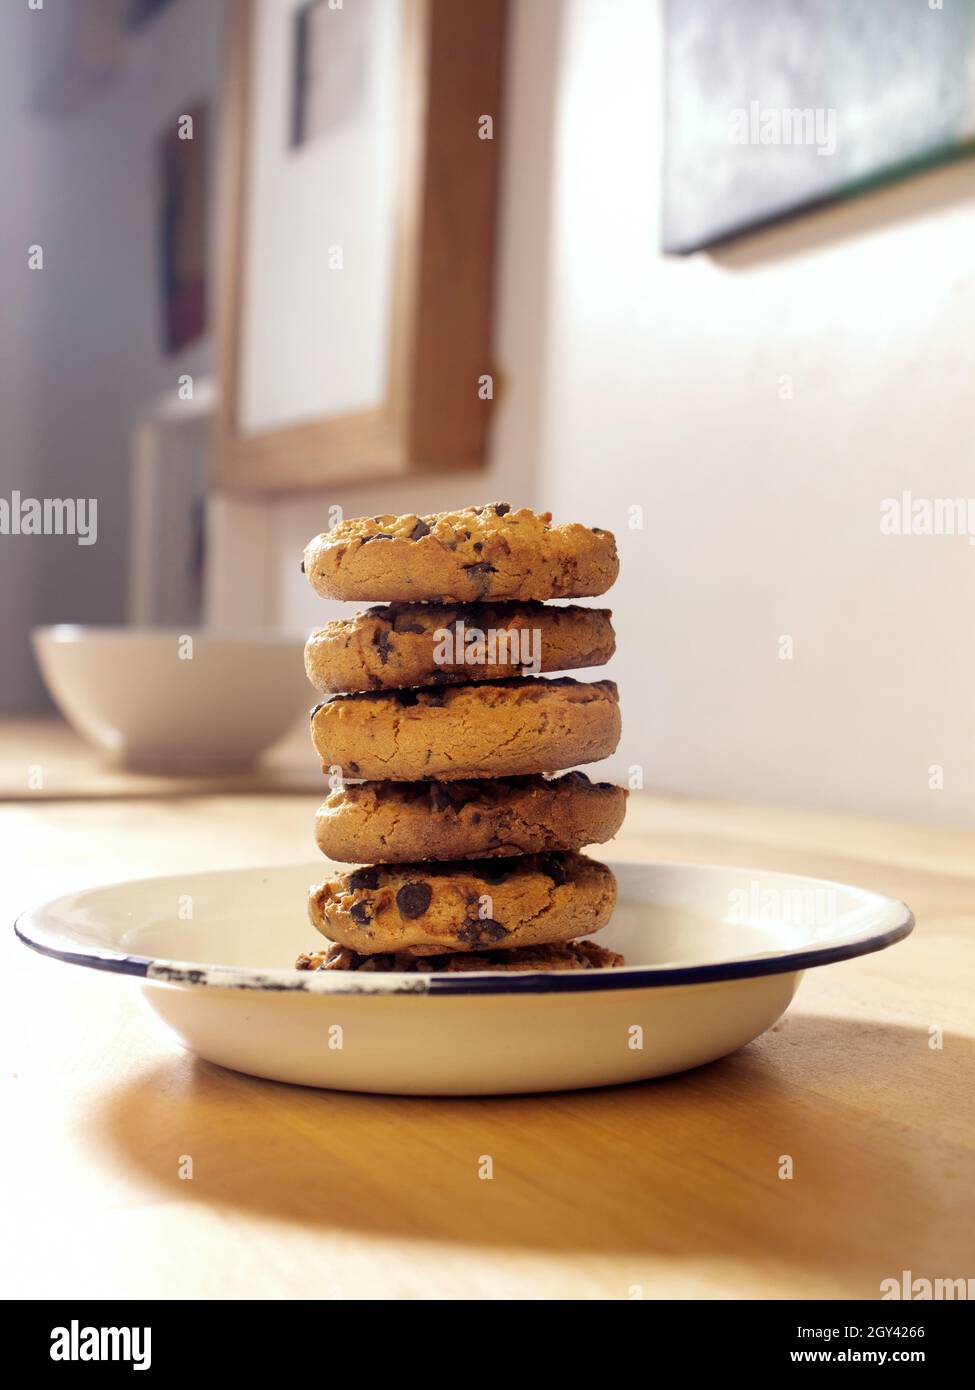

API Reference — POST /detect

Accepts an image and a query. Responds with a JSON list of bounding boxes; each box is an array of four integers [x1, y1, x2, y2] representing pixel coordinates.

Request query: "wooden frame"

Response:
[[215, 0, 506, 493]]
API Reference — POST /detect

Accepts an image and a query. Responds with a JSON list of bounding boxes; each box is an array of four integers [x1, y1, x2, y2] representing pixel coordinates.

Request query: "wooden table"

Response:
[[4, 721, 973, 1300]]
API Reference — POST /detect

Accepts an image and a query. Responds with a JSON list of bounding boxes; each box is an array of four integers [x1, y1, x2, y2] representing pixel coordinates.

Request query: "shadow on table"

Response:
[[90, 1011, 971, 1279]]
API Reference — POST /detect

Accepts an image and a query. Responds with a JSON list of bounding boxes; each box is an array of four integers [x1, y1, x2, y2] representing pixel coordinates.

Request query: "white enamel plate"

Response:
[[15, 861, 913, 1095]]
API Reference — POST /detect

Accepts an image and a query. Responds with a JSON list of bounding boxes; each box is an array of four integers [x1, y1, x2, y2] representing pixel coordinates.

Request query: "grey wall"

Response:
[[0, 0, 226, 710]]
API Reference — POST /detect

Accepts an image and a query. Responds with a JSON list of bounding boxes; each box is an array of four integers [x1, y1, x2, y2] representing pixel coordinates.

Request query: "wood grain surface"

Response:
[[3, 722, 973, 1300]]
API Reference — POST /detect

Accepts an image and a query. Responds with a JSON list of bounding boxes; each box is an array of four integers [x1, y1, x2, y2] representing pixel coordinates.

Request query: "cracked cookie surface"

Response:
[[296, 938, 625, 972], [315, 771, 627, 862], [304, 600, 615, 694], [308, 851, 617, 955], [303, 503, 619, 603], [310, 676, 621, 781]]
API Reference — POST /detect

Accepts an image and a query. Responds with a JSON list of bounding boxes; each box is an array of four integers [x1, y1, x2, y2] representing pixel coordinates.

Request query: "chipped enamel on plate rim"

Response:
[[14, 861, 914, 1093], [15, 859, 912, 997]]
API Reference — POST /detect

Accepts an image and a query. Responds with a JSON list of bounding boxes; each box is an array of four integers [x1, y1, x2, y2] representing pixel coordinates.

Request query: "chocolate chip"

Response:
[[539, 853, 569, 886], [463, 562, 497, 576], [349, 901, 372, 925], [479, 860, 514, 884], [360, 532, 393, 544], [396, 882, 432, 917], [493, 502, 511, 516], [348, 761, 360, 774], [300, 560, 305, 573], [431, 785, 453, 813], [424, 691, 446, 706], [453, 604, 485, 627], [374, 630, 393, 664], [455, 786, 482, 809], [357, 952, 393, 971], [410, 520, 431, 540], [479, 919, 508, 941], [473, 541, 483, 552], [392, 611, 425, 633], [458, 918, 508, 944], [348, 867, 380, 890]]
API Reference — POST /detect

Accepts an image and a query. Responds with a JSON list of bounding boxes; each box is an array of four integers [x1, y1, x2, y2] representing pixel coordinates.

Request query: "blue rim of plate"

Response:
[[13, 899, 915, 997]]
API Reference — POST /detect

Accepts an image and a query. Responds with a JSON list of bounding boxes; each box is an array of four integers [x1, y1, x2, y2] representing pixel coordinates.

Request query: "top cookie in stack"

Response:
[[299, 503, 627, 973], [302, 501, 619, 604]]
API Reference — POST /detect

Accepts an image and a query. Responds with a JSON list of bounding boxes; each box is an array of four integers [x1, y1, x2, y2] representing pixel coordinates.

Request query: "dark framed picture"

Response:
[[157, 103, 208, 354], [663, 0, 975, 253]]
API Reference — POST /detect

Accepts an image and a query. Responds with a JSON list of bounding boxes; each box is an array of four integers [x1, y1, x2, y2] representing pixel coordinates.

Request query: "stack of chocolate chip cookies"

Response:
[[296, 503, 627, 974]]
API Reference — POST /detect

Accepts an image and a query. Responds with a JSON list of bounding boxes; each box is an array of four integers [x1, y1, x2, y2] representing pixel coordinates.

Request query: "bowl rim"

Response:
[[13, 859, 915, 998]]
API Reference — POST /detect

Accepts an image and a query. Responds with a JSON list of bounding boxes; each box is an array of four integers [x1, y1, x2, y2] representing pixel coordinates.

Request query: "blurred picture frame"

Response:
[[215, 0, 506, 492]]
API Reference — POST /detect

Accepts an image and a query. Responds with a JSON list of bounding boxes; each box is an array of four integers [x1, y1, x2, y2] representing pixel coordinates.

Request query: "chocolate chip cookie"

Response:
[[310, 676, 621, 781], [303, 503, 619, 603], [304, 600, 615, 694], [308, 851, 617, 955], [296, 938, 625, 972], [315, 771, 627, 862]]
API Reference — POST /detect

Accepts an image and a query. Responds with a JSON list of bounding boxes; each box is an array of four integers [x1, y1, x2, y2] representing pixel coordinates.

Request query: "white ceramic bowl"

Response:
[[32, 625, 310, 771], [14, 860, 913, 1095]]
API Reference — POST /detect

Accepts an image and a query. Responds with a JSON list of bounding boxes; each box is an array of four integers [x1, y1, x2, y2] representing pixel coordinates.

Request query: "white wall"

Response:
[[539, 0, 975, 827], [271, 0, 975, 827]]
